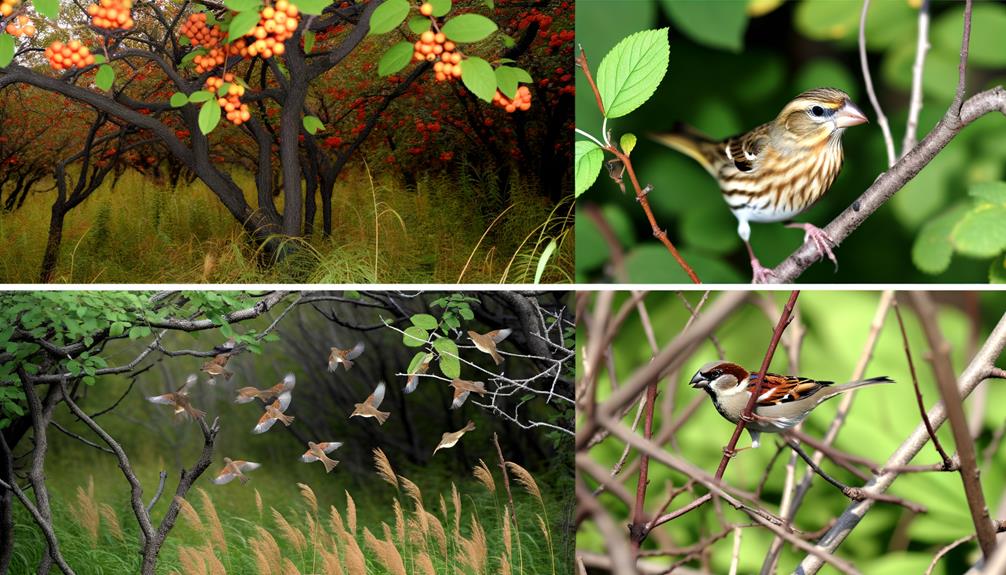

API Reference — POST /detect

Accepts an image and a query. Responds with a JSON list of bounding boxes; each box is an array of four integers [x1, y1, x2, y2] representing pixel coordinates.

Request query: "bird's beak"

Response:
[[689, 373, 706, 388], [835, 101, 868, 128]]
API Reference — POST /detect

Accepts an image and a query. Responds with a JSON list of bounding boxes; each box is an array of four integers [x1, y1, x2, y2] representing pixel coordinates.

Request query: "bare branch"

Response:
[[859, 0, 896, 166], [902, 0, 930, 154]]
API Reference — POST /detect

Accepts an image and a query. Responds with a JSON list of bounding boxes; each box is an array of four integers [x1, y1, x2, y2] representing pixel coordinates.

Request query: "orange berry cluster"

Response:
[[246, 0, 300, 59], [194, 47, 227, 74], [207, 74, 251, 126], [414, 30, 461, 82], [492, 86, 531, 113], [45, 40, 96, 71], [5, 14, 35, 37], [0, 0, 18, 18], [87, 0, 135, 30], [180, 12, 222, 48]]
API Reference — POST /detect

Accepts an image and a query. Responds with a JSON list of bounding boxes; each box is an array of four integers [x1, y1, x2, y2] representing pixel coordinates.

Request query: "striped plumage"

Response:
[[652, 88, 867, 283]]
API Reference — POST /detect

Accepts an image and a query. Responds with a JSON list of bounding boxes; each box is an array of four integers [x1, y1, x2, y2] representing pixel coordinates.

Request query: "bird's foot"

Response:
[[788, 223, 838, 270], [750, 257, 776, 284]]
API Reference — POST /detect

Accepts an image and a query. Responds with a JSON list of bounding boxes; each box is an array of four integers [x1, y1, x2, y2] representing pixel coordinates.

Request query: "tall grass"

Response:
[[0, 163, 572, 283]]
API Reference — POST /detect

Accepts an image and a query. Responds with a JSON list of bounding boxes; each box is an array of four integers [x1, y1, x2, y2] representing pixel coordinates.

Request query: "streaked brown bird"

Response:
[[212, 457, 261, 485], [252, 391, 294, 434], [468, 328, 512, 365], [301, 441, 342, 473], [350, 381, 391, 425], [147, 374, 205, 420], [449, 378, 487, 409], [235, 373, 296, 404], [403, 352, 433, 394], [201, 353, 234, 384], [328, 342, 365, 371], [651, 88, 868, 283], [433, 420, 476, 455]]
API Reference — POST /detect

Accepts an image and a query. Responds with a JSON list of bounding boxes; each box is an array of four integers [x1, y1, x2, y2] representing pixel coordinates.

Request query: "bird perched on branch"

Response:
[[252, 391, 294, 434], [235, 373, 296, 404], [450, 378, 487, 409], [689, 360, 892, 448], [433, 421, 476, 455], [300, 441, 343, 473], [350, 381, 390, 425], [651, 88, 868, 283], [212, 457, 260, 485], [468, 329, 512, 365], [328, 342, 365, 371], [147, 374, 205, 420]]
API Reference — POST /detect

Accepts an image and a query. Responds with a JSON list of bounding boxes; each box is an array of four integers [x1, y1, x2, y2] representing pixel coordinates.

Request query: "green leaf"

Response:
[[620, 133, 637, 156], [109, 322, 127, 337], [303, 115, 325, 135], [303, 30, 316, 53], [596, 28, 669, 119], [990, 255, 1006, 284], [0, 34, 14, 68], [188, 90, 214, 103], [378, 41, 414, 77], [969, 181, 1006, 205], [500, 33, 515, 48], [460, 56, 496, 103], [229, 9, 262, 40], [494, 66, 531, 99], [912, 205, 966, 275], [403, 326, 429, 347], [199, 101, 222, 135], [95, 64, 115, 91], [34, 0, 59, 20], [369, 0, 410, 35], [932, 3, 1006, 68], [442, 14, 498, 43], [660, 0, 748, 52], [429, 0, 452, 18], [411, 314, 439, 330], [170, 92, 189, 108], [433, 338, 460, 378], [407, 351, 431, 374], [575, 140, 604, 197], [224, 0, 260, 11], [296, 0, 333, 16], [951, 204, 1006, 258], [534, 239, 557, 284], [408, 17, 430, 35]]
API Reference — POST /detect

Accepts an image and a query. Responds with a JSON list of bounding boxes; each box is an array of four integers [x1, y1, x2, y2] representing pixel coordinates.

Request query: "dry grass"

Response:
[[373, 447, 398, 490], [473, 459, 496, 493], [272, 508, 306, 554], [364, 527, 407, 575], [99, 503, 124, 542], [345, 490, 357, 536], [504, 462, 542, 505], [71, 476, 100, 546], [297, 482, 318, 516], [176, 495, 205, 533], [197, 487, 228, 556]]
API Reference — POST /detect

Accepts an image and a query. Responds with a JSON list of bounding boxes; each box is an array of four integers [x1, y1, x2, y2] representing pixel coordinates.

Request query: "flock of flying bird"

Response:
[[145, 328, 513, 485]]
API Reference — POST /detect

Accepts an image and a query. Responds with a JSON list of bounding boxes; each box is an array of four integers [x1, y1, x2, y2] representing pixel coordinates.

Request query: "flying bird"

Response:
[[328, 342, 365, 371], [450, 378, 487, 409], [146, 374, 205, 420], [468, 329, 512, 365], [403, 353, 433, 394], [201, 352, 234, 384], [433, 421, 476, 455], [212, 457, 261, 485], [651, 88, 868, 283], [300, 441, 343, 473], [252, 391, 294, 434], [350, 381, 390, 425], [235, 373, 296, 404]]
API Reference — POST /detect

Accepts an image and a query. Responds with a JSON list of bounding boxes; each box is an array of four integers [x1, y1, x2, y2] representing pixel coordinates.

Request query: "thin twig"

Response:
[[902, 0, 930, 155], [859, 0, 896, 167]]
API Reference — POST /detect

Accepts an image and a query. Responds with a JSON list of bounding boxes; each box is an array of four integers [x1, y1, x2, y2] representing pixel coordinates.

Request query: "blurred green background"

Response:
[[577, 291, 1006, 573], [575, 0, 1006, 283]]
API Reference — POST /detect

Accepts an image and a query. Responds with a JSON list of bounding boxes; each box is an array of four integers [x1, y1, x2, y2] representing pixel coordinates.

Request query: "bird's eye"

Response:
[[810, 105, 825, 117], [709, 370, 722, 378]]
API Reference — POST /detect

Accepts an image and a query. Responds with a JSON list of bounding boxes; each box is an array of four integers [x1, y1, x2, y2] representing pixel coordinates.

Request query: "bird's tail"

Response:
[[491, 350, 503, 365], [321, 454, 339, 473], [342, 359, 354, 371], [462, 420, 476, 432], [649, 123, 721, 176], [821, 376, 894, 403], [375, 410, 390, 425]]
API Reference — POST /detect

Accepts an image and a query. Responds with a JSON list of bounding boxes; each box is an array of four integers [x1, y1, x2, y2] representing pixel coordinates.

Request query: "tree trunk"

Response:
[[39, 202, 66, 283], [0, 430, 14, 575]]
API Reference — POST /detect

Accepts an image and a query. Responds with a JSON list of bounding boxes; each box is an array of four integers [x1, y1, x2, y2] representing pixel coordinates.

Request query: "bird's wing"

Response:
[[451, 390, 470, 410], [282, 373, 296, 391], [213, 471, 236, 484], [748, 373, 831, 406], [301, 452, 318, 462], [177, 374, 198, 394], [237, 461, 260, 472], [322, 442, 343, 453], [369, 382, 386, 408], [275, 391, 292, 412], [147, 394, 176, 405], [253, 413, 277, 434], [724, 124, 770, 173], [403, 374, 419, 394], [346, 341, 365, 360], [489, 328, 512, 344]]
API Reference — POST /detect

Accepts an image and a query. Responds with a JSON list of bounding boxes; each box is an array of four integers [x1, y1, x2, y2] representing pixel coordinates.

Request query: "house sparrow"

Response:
[[403, 352, 433, 394], [449, 378, 487, 409], [328, 342, 365, 371], [147, 374, 205, 420], [651, 88, 868, 283], [350, 381, 390, 425], [468, 329, 512, 365], [689, 360, 892, 448], [252, 391, 294, 434], [301, 441, 342, 473], [433, 421, 475, 455], [212, 457, 260, 485], [235, 373, 296, 404], [201, 353, 233, 384]]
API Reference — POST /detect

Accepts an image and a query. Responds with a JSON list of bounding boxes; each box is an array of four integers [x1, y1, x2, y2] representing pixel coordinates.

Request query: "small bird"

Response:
[[689, 360, 893, 448], [252, 391, 294, 434], [147, 374, 205, 420], [201, 353, 234, 384], [212, 457, 261, 485], [300, 441, 343, 473], [403, 353, 433, 394], [651, 88, 868, 283], [433, 421, 476, 455], [328, 342, 365, 371], [468, 329, 512, 365], [449, 378, 487, 409], [235, 373, 296, 404], [350, 381, 390, 425]]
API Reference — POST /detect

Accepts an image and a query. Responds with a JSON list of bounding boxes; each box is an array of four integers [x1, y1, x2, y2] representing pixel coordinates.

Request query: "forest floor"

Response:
[[0, 165, 573, 284]]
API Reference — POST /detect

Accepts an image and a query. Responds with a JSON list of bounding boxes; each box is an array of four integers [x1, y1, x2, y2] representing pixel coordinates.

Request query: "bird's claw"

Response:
[[789, 223, 838, 270], [750, 258, 776, 284]]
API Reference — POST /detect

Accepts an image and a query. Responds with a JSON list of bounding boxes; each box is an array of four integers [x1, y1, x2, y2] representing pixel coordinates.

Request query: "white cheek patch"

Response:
[[757, 389, 774, 402]]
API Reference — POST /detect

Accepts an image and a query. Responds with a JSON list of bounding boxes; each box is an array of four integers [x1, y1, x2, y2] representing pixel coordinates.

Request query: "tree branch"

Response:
[[902, 0, 930, 154], [858, 0, 896, 167]]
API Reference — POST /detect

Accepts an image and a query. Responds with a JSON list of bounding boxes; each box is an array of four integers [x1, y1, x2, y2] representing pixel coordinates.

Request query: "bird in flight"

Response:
[[235, 373, 296, 404], [350, 381, 390, 425], [328, 342, 366, 371], [468, 329, 512, 365], [201, 352, 234, 384], [252, 390, 294, 434], [212, 457, 261, 485], [450, 378, 487, 409], [300, 441, 343, 473], [403, 352, 433, 394], [433, 421, 476, 455], [146, 374, 205, 420]]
